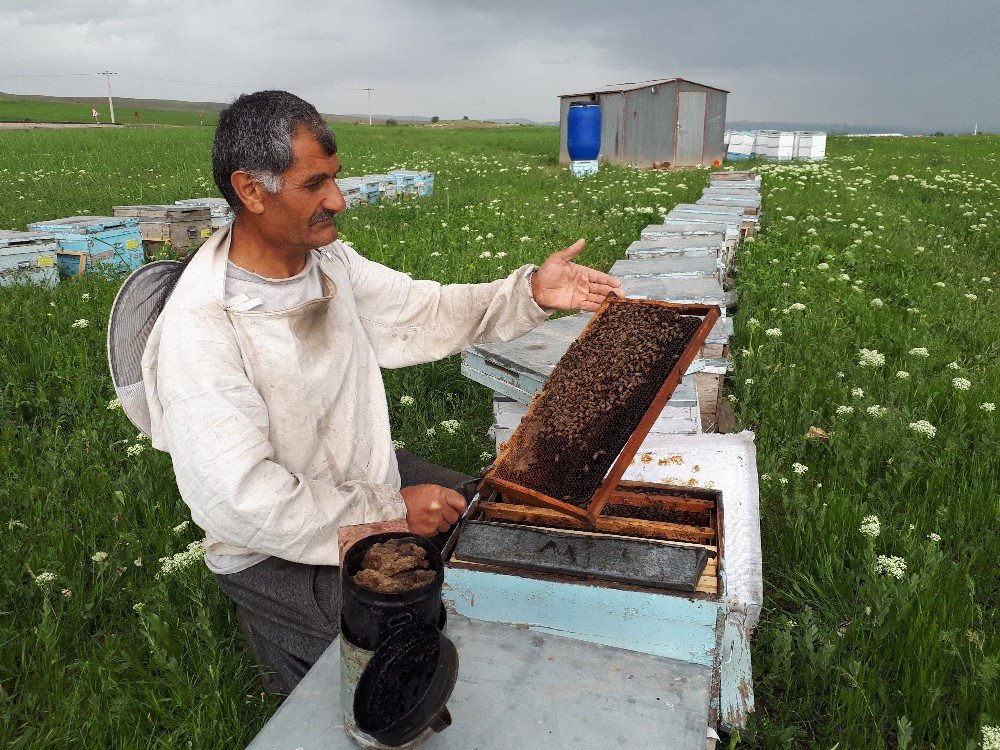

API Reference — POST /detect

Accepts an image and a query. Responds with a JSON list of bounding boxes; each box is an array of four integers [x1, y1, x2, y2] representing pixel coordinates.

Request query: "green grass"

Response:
[[0, 124, 997, 748], [0, 94, 219, 127]]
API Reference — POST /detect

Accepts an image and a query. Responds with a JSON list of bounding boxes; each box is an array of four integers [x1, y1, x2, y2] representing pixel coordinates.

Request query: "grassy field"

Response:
[[0, 94, 220, 127], [0, 123, 997, 748]]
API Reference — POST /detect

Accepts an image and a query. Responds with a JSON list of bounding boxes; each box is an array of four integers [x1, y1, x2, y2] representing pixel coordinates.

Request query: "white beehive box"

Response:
[[0, 230, 59, 288]]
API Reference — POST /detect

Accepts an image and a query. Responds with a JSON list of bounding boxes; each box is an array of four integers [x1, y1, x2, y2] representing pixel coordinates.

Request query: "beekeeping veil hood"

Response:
[[107, 260, 185, 437]]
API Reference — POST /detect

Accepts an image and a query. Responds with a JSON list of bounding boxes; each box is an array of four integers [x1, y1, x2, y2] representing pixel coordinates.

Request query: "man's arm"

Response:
[[337, 242, 549, 368]]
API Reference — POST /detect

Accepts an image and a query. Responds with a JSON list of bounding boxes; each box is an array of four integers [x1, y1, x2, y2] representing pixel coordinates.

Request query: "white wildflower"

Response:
[[786, 302, 806, 312], [965, 293, 978, 301], [866, 405, 888, 418], [81, 293, 90, 300], [107, 398, 121, 411], [860, 515, 881, 538], [778, 477, 789, 485], [744, 378, 754, 385], [851, 387, 865, 398], [858, 349, 885, 367], [896, 371, 910, 380], [909, 347, 929, 357], [126, 443, 145, 457], [399, 395, 415, 406], [946, 361, 960, 370], [927, 532, 941, 543], [817, 262, 830, 270], [519, 236, 531, 243], [156, 540, 205, 579], [746, 318, 760, 330], [983, 726, 1000, 750], [909, 420, 937, 437], [765, 328, 782, 338], [391, 439, 405, 450], [982, 403, 996, 412], [791, 462, 808, 475], [836, 405, 854, 415], [430, 251, 441, 257], [172, 520, 191, 535], [439, 419, 461, 435], [33, 571, 57, 589], [906, 306, 920, 313], [71, 319, 89, 329], [91, 551, 108, 563], [495, 251, 507, 259], [952, 377, 971, 391], [876, 555, 907, 580], [425, 427, 436, 437], [478, 250, 491, 258], [870, 298, 884, 308], [61, 588, 73, 598], [934, 281, 946, 288]]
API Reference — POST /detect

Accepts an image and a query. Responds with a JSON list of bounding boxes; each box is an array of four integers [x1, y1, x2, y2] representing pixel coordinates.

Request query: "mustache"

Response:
[[309, 210, 338, 226]]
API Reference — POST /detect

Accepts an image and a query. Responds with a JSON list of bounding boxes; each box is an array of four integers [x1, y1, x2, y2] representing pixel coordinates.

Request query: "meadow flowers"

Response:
[[858, 348, 885, 367], [172, 520, 190, 534], [909, 347, 929, 357], [91, 551, 108, 563], [391, 439, 405, 450], [791, 462, 808, 475], [909, 420, 937, 438], [107, 398, 122, 411], [952, 378, 971, 391], [32, 571, 57, 590], [896, 371, 910, 379], [870, 298, 884, 308], [836, 405, 854, 415], [156, 540, 205, 578], [71, 319, 89, 328], [399, 395, 415, 406], [946, 361, 960, 370], [983, 726, 1000, 750], [876, 555, 907, 579], [765, 327, 782, 338], [851, 387, 865, 398], [982, 403, 996, 412], [439, 419, 461, 435], [866, 405, 888, 418], [860, 515, 881, 538], [927, 532, 942, 543]]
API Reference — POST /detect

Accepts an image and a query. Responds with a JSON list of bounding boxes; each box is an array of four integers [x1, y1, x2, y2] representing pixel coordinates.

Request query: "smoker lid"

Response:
[[353, 622, 459, 746], [106, 260, 183, 436]]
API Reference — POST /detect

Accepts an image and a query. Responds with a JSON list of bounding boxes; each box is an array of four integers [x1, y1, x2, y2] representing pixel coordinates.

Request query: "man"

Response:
[[140, 90, 621, 694]]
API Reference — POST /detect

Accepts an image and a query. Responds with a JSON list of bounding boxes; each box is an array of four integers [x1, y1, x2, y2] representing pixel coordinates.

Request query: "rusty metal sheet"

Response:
[[454, 520, 709, 592]]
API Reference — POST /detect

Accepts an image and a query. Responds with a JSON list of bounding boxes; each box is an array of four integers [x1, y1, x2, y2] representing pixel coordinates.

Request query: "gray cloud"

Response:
[[1, 0, 996, 130]]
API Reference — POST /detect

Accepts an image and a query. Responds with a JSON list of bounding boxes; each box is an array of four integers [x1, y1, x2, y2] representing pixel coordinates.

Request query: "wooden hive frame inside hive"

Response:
[[479, 297, 721, 524]]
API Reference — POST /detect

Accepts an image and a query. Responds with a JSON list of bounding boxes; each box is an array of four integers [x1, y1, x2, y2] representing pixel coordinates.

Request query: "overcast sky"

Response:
[[1, 0, 997, 131]]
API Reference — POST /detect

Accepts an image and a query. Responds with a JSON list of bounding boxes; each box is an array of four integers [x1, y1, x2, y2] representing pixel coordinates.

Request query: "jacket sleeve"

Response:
[[150, 302, 407, 566], [336, 243, 551, 368]]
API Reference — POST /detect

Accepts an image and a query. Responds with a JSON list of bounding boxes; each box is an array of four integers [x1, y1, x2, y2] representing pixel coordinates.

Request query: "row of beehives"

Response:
[[0, 170, 434, 286], [461, 169, 761, 450], [458, 170, 764, 738], [724, 129, 826, 161]]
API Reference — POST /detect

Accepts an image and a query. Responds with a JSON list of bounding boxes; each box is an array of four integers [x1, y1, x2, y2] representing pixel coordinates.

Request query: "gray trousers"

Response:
[[215, 449, 475, 696]]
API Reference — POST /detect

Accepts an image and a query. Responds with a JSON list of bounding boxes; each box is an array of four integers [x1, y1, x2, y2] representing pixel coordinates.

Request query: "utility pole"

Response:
[[363, 87, 374, 125], [100, 71, 117, 124]]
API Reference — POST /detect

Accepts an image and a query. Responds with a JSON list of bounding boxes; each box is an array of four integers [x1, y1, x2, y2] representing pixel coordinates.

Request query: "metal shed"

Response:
[[558, 78, 729, 168]]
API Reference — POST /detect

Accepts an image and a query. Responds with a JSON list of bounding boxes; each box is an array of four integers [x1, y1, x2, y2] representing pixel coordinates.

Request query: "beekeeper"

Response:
[[123, 90, 621, 694]]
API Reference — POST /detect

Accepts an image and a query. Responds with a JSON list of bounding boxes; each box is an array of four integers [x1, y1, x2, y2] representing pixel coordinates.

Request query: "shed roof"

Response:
[[559, 77, 730, 98]]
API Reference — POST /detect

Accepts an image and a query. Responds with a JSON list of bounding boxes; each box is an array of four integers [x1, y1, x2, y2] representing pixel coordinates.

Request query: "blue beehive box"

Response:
[[359, 178, 381, 205], [389, 169, 434, 197], [0, 229, 60, 288], [367, 174, 398, 202], [28, 216, 144, 278], [335, 178, 363, 209]]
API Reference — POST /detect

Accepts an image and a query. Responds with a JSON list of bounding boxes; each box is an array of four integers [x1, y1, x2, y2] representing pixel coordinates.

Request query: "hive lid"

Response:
[[29, 216, 138, 233], [0, 229, 56, 248], [480, 297, 720, 521]]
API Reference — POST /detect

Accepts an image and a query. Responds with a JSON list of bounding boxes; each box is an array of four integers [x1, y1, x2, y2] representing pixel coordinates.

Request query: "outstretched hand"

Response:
[[531, 238, 624, 312]]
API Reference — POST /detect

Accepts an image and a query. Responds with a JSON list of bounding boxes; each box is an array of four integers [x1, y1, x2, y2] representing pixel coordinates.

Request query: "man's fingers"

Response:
[[553, 238, 586, 262], [582, 269, 622, 289], [436, 517, 453, 532], [442, 490, 468, 512], [440, 504, 461, 525]]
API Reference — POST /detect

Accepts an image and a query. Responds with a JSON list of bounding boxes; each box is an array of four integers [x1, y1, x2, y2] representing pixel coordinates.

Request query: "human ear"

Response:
[[231, 171, 266, 215]]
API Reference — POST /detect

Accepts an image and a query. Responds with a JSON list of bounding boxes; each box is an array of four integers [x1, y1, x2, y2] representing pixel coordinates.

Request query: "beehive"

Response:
[[175, 198, 234, 228], [0, 230, 59, 288], [113, 205, 212, 255], [28, 216, 144, 277]]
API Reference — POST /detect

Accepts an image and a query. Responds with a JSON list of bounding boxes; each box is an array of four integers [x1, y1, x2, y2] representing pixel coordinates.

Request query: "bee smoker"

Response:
[[339, 532, 458, 749]]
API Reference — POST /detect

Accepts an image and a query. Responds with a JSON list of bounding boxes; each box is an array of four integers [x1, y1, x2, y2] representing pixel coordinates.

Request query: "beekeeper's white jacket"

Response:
[[142, 226, 549, 568]]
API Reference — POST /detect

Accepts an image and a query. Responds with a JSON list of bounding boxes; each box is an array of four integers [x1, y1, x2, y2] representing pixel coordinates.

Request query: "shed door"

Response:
[[676, 91, 707, 166]]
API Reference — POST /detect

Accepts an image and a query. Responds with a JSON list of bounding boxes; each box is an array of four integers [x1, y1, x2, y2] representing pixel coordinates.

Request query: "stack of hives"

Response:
[[336, 170, 434, 209], [462, 169, 761, 449], [724, 130, 826, 161]]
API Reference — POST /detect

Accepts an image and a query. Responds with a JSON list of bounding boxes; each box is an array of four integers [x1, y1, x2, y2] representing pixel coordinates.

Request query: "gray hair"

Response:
[[212, 90, 337, 212]]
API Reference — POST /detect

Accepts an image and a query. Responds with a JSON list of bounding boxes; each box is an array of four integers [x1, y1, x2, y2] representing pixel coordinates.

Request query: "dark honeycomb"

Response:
[[492, 301, 702, 508]]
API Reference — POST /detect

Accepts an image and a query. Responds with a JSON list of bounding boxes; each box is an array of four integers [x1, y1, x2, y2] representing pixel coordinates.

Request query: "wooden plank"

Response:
[[480, 501, 715, 544]]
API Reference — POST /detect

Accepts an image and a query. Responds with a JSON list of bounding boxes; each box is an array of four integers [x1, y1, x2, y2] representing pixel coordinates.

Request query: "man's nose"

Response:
[[324, 181, 347, 214]]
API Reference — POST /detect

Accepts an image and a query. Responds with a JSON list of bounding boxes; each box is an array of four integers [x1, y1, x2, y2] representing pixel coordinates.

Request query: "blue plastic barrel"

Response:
[[567, 103, 601, 161]]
